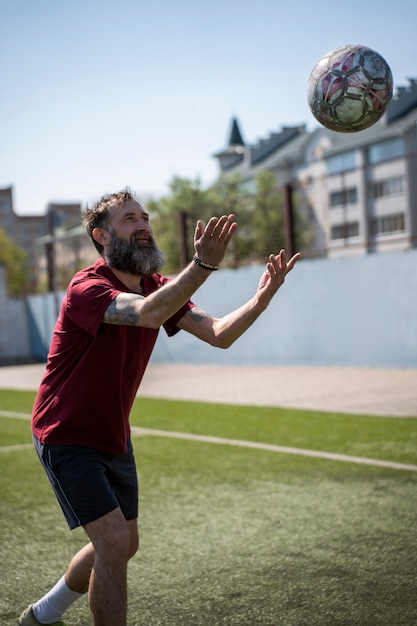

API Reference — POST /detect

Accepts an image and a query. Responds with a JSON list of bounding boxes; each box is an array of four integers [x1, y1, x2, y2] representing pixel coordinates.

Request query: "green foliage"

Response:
[[251, 170, 285, 258], [147, 171, 310, 274], [0, 229, 30, 296], [291, 189, 317, 254], [208, 174, 253, 266], [148, 177, 212, 273]]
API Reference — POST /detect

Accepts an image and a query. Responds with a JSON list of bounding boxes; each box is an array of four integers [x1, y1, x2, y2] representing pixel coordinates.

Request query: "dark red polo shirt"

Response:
[[32, 258, 193, 454]]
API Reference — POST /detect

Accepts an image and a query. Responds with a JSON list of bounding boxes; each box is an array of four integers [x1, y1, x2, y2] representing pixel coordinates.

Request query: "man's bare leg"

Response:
[[22, 513, 138, 625], [65, 543, 95, 593], [83, 508, 139, 626], [65, 517, 138, 594]]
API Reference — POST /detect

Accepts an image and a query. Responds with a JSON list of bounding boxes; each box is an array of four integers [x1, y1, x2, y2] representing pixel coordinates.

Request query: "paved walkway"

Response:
[[0, 363, 416, 417]]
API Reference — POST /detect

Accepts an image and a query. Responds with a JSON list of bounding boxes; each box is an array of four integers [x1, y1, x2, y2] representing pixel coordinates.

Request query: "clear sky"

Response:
[[2, 0, 417, 215]]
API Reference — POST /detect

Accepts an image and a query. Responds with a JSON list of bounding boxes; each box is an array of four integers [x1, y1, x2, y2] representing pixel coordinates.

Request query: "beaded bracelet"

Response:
[[192, 254, 219, 271]]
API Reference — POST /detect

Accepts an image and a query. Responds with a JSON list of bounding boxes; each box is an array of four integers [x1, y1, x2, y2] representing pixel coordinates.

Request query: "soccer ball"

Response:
[[307, 44, 393, 133]]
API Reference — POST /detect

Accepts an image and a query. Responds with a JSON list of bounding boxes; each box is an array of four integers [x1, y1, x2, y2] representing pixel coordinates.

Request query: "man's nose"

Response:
[[138, 219, 152, 232]]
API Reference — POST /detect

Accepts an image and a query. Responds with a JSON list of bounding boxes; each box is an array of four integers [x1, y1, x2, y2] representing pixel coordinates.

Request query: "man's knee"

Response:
[[85, 509, 131, 561]]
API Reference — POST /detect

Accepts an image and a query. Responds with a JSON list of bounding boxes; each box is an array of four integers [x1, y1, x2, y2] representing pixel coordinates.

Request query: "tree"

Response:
[[148, 177, 213, 273], [250, 171, 285, 260], [147, 171, 310, 274], [0, 229, 29, 296], [208, 174, 252, 266]]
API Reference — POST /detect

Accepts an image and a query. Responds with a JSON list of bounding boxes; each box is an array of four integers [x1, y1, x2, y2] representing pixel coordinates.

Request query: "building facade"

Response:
[[214, 80, 417, 258], [0, 187, 47, 291], [0, 187, 97, 292]]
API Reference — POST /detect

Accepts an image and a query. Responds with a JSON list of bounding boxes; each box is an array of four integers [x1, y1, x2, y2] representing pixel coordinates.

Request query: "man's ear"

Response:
[[92, 227, 111, 247]]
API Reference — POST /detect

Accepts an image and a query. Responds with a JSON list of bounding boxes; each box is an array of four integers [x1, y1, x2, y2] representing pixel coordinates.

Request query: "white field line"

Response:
[[0, 409, 31, 419], [0, 443, 34, 452], [0, 411, 415, 472], [131, 426, 417, 473], [0, 410, 33, 453]]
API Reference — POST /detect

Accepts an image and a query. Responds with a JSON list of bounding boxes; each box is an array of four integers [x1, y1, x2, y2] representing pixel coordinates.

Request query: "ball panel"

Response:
[[307, 44, 393, 133]]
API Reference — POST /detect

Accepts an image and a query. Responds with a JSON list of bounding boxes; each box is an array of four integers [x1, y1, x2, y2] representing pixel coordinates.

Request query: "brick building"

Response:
[[0, 187, 97, 292]]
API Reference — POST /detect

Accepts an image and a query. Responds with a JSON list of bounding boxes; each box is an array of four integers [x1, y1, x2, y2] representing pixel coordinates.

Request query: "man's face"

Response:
[[105, 200, 165, 276]]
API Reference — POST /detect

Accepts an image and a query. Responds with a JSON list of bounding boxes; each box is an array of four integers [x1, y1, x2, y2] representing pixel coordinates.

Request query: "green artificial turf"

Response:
[[1, 390, 416, 625]]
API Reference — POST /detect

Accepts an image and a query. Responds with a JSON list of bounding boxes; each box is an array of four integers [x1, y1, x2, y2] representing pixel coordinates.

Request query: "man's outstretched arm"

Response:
[[177, 250, 301, 348], [103, 214, 238, 328]]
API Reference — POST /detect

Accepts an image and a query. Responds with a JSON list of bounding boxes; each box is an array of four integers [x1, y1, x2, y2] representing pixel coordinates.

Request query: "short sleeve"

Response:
[[163, 301, 196, 336], [66, 276, 120, 336]]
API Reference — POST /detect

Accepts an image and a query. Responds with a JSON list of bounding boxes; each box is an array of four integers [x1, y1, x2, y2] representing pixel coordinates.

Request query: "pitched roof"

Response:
[[386, 78, 417, 123], [214, 79, 417, 174], [228, 117, 245, 147], [249, 125, 306, 165]]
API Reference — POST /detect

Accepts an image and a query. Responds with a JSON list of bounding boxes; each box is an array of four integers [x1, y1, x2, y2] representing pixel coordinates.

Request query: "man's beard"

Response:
[[106, 229, 166, 276]]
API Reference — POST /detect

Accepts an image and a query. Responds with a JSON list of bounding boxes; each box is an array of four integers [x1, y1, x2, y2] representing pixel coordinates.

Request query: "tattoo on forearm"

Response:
[[103, 295, 142, 326], [188, 307, 209, 324]]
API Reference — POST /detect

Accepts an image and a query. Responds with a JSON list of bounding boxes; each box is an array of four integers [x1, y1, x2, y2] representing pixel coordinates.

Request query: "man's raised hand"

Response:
[[256, 249, 301, 305], [194, 214, 238, 268]]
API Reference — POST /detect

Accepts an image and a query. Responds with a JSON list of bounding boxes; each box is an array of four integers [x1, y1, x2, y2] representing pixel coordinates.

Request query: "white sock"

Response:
[[32, 575, 84, 624]]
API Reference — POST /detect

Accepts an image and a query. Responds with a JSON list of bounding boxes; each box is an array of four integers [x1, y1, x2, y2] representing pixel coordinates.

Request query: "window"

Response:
[[327, 151, 357, 174], [372, 176, 403, 198], [368, 138, 404, 164], [329, 187, 358, 208], [331, 222, 359, 240], [369, 213, 405, 236]]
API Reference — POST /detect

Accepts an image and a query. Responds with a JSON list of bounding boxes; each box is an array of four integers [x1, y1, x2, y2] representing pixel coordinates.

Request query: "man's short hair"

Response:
[[82, 187, 135, 255]]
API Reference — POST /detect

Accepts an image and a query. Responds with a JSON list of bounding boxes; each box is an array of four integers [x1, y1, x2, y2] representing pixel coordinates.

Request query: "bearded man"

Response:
[[19, 188, 299, 626]]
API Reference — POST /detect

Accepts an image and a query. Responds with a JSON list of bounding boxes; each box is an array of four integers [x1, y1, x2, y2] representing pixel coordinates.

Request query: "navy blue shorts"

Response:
[[33, 435, 139, 530]]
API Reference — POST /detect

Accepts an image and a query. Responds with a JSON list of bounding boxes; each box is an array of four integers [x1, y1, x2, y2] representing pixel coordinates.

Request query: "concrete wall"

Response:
[[0, 265, 31, 363], [1, 251, 416, 368], [26, 291, 64, 361], [151, 249, 417, 368]]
